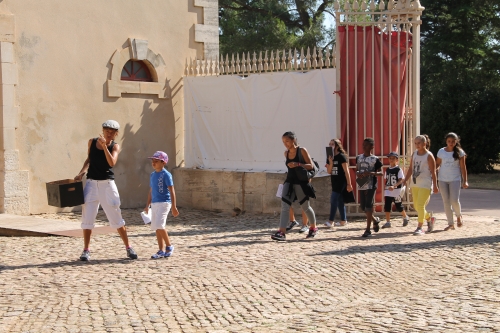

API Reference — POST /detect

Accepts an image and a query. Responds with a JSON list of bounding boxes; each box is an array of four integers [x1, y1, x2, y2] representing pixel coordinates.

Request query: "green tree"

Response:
[[420, 0, 500, 172], [219, 0, 335, 55]]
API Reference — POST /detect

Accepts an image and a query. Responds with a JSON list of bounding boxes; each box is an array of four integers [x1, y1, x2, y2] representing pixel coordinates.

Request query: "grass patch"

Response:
[[468, 165, 500, 190]]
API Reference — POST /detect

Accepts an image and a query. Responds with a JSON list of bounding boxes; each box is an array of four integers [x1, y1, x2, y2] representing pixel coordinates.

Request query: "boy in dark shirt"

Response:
[[356, 138, 383, 237]]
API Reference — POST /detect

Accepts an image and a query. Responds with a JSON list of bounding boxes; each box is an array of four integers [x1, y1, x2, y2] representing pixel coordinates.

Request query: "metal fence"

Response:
[[335, 0, 424, 213]]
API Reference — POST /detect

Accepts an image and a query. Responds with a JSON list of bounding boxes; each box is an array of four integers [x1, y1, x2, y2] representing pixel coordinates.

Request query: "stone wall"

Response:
[[173, 168, 342, 215], [172, 168, 416, 217], [0, 4, 29, 215]]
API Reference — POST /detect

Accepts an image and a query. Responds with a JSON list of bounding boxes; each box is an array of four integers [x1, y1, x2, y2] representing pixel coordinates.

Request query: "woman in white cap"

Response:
[[74, 120, 138, 261]]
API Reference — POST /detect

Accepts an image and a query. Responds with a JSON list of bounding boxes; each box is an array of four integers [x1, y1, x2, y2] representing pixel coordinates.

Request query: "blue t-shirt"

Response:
[[150, 169, 174, 203]]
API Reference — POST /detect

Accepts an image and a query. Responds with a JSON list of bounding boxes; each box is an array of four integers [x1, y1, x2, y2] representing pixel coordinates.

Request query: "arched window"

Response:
[[121, 60, 153, 82]]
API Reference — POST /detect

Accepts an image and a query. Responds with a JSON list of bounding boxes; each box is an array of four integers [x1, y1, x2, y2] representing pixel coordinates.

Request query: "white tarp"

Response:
[[184, 69, 337, 174]]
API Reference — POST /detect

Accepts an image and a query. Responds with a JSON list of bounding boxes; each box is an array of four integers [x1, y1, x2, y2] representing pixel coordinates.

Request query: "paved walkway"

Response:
[[427, 189, 500, 218], [1, 208, 500, 332]]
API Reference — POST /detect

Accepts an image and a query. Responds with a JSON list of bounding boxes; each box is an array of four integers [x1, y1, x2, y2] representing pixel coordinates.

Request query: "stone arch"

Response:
[[107, 38, 168, 98]]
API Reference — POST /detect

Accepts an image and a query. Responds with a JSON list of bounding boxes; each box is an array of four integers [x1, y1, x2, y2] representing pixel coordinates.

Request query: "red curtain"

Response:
[[338, 26, 412, 209]]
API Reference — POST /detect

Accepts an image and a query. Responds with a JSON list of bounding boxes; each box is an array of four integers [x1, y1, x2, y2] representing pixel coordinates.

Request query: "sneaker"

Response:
[[164, 245, 174, 257], [324, 221, 332, 228], [299, 225, 309, 233], [334, 221, 348, 227], [151, 250, 166, 259], [381, 222, 392, 229], [271, 231, 286, 241], [127, 247, 138, 259], [286, 220, 299, 231], [362, 229, 372, 237], [402, 217, 410, 227], [413, 227, 425, 236], [79, 250, 90, 261], [427, 216, 436, 233], [306, 227, 318, 238], [373, 217, 381, 232]]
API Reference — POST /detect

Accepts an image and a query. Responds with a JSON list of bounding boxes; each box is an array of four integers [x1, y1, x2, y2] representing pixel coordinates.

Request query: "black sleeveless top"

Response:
[[87, 138, 116, 180], [285, 148, 301, 184]]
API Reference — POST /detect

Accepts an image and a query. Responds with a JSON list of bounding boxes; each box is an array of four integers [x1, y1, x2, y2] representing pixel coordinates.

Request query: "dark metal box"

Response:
[[46, 179, 84, 207]]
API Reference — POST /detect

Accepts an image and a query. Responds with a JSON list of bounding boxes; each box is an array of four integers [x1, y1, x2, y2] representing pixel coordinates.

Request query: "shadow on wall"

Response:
[[114, 98, 175, 209]]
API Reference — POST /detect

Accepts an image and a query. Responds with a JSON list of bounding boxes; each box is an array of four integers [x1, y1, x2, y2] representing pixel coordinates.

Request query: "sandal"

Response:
[[444, 225, 455, 231], [457, 216, 463, 228]]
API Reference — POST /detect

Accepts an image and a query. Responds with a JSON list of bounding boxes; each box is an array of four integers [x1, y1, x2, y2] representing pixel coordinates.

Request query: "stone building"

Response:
[[0, 0, 218, 214]]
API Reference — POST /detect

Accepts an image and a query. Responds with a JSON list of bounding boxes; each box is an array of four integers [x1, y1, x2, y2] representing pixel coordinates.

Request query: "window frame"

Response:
[[120, 60, 153, 82]]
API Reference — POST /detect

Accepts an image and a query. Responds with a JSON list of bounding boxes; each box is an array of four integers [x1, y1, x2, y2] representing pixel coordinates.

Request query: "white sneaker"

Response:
[[299, 225, 309, 233], [413, 228, 425, 236], [325, 221, 332, 227], [334, 221, 348, 227]]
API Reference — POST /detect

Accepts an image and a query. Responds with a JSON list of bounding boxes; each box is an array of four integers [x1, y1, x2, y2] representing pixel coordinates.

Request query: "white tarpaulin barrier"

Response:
[[184, 69, 337, 174]]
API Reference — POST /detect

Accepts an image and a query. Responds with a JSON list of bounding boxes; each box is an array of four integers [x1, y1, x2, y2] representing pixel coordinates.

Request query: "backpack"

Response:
[[295, 146, 320, 181]]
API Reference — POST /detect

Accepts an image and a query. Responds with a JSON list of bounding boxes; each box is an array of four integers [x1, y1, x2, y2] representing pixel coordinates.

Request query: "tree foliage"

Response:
[[420, 0, 500, 172], [219, 0, 335, 55]]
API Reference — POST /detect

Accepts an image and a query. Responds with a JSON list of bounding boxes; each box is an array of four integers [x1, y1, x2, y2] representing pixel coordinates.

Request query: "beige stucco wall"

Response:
[[3, 0, 207, 213]]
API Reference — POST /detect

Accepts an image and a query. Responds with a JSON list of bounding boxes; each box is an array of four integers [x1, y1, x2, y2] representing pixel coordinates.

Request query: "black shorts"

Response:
[[359, 189, 376, 212], [384, 196, 404, 213]]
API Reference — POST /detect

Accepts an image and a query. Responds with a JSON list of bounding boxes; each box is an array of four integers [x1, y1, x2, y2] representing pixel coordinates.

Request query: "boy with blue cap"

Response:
[[144, 151, 179, 259]]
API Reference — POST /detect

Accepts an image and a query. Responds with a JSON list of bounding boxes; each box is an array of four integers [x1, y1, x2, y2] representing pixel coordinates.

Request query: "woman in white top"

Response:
[[403, 135, 439, 235], [436, 132, 468, 230]]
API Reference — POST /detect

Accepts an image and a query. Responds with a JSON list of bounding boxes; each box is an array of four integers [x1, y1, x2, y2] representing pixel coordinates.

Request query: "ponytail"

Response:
[[422, 134, 431, 150]]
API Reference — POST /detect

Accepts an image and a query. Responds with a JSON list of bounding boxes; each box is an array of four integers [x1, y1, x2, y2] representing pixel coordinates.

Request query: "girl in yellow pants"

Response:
[[404, 135, 439, 235]]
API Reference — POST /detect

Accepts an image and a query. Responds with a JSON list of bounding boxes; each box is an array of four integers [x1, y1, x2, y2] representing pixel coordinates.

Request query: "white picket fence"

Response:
[[185, 46, 336, 77]]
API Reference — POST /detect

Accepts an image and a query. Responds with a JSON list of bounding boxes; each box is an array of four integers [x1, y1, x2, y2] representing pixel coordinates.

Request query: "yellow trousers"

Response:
[[412, 187, 431, 224]]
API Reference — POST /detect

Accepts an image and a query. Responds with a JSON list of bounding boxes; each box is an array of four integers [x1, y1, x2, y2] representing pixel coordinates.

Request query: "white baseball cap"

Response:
[[102, 120, 120, 130]]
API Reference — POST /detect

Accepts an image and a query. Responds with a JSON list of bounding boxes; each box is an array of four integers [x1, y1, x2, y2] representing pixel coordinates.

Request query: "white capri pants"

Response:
[[150, 202, 172, 231], [81, 179, 125, 230]]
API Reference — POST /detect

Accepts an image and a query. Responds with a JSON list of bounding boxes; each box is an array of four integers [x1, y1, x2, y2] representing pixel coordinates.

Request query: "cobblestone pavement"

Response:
[[1, 208, 500, 332]]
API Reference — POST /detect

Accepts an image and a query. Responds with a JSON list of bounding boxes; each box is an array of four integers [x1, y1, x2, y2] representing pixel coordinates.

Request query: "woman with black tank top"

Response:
[[74, 120, 138, 261], [271, 131, 318, 241]]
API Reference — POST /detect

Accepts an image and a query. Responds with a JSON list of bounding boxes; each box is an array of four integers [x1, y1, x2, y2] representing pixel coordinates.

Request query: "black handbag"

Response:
[[295, 147, 320, 181]]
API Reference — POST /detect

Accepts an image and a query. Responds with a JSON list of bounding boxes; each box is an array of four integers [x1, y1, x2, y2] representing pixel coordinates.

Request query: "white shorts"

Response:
[[150, 202, 171, 231], [81, 179, 125, 230]]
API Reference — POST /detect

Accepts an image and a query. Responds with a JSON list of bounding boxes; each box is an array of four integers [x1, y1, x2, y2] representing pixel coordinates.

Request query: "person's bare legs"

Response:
[[289, 207, 295, 222], [301, 210, 308, 226], [366, 211, 373, 230], [155, 230, 164, 250], [83, 229, 92, 249], [116, 226, 130, 248], [156, 229, 171, 249]]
